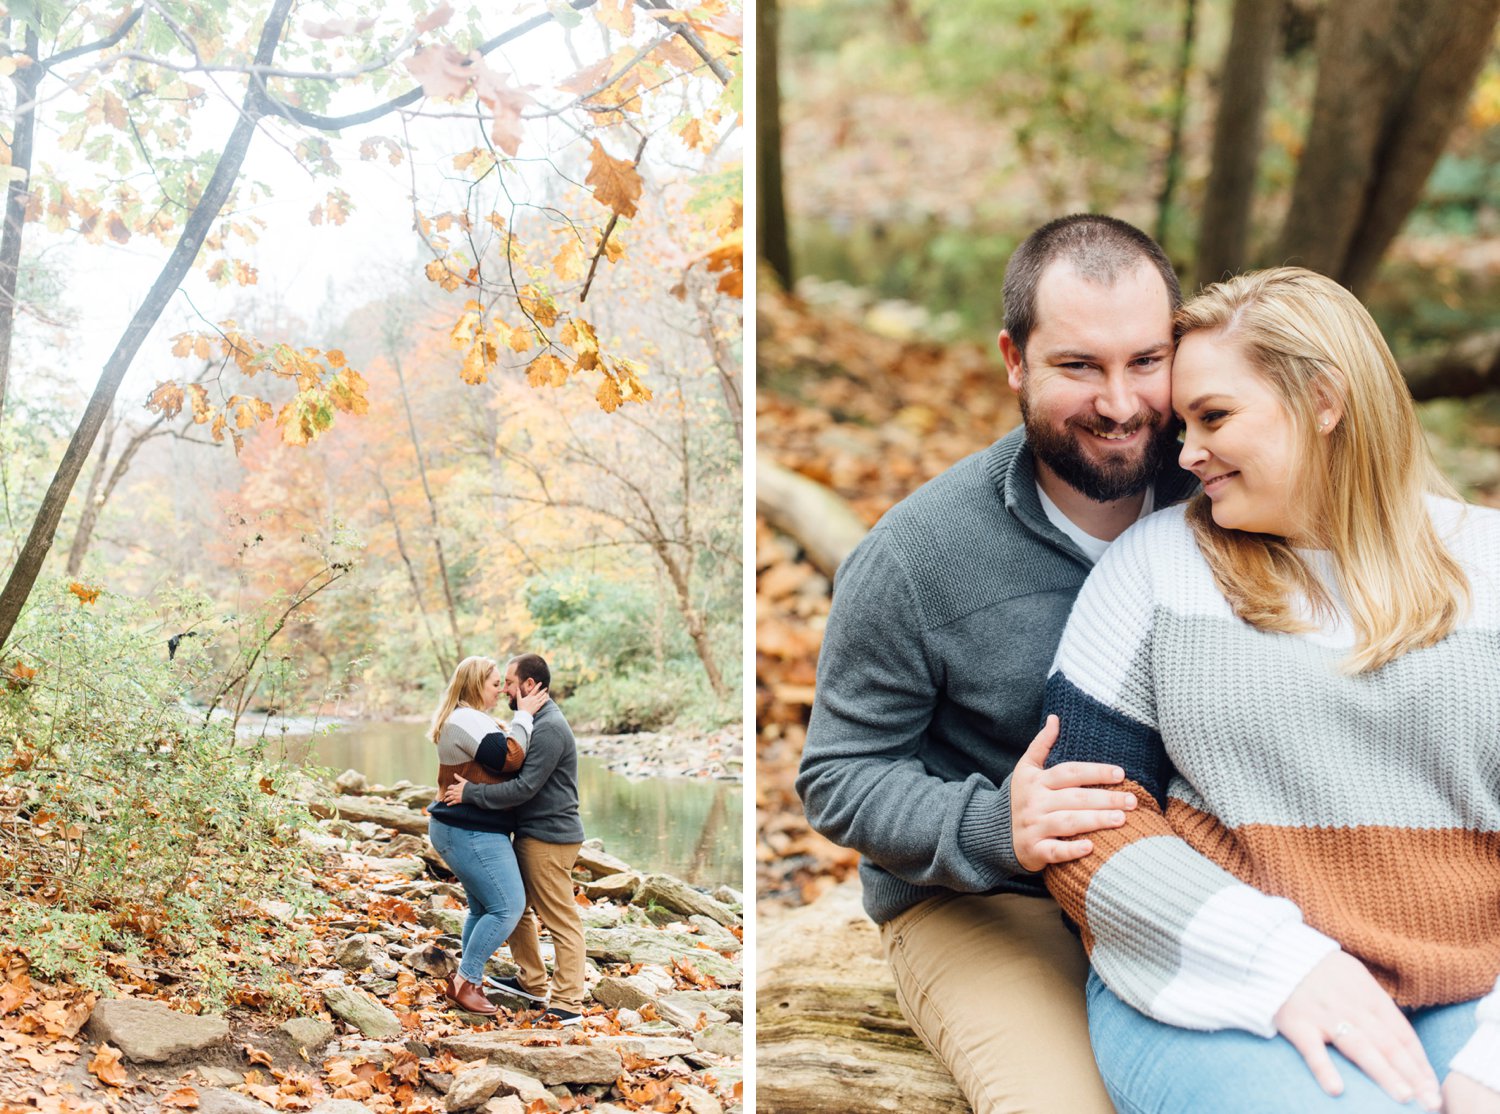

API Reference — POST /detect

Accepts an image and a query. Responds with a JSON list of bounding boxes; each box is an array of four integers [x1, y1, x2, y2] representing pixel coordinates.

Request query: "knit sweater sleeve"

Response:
[[797, 534, 1025, 894], [1041, 517, 1338, 1036], [1448, 977, 1500, 1093]]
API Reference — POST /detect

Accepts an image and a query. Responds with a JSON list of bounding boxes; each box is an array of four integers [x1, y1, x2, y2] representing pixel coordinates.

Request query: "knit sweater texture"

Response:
[[427, 706, 532, 833], [797, 425, 1197, 924], [1042, 499, 1500, 1090], [460, 700, 584, 844]]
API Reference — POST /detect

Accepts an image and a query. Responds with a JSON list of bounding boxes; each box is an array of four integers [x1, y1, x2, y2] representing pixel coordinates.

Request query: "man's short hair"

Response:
[[510, 653, 550, 691], [1003, 214, 1182, 355]]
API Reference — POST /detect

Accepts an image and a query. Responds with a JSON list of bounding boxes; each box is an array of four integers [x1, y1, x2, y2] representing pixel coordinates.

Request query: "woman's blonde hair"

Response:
[[1175, 267, 1467, 673], [428, 656, 498, 744]]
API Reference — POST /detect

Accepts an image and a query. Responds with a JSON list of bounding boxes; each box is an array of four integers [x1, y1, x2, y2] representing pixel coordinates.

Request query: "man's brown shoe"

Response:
[[443, 973, 497, 1015]]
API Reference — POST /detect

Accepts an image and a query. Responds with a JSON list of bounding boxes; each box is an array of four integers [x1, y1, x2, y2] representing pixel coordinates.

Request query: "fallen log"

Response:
[[757, 878, 968, 1113], [1402, 330, 1500, 401], [756, 458, 870, 579]]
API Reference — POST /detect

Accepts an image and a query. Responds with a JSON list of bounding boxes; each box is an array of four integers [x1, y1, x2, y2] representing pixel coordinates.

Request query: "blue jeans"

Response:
[[428, 819, 526, 985], [1087, 970, 1480, 1113]]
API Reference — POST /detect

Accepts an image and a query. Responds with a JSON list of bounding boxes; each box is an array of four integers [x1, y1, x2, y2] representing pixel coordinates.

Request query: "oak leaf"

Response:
[[551, 239, 587, 283], [406, 45, 475, 100], [559, 57, 612, 95], [518, 286, 559, 327], [594, 0, 635, 36], [596, 375, 623, 413], [585, 139, 642, 219], [424, 259, 464, 293], [473, 65, 533, 157], [525, 354, 569, 388], [329, 368, 370, 416], [68, 582, 101, 605], [148, 381, 185, 418], [160, 1085, 200, 1108]]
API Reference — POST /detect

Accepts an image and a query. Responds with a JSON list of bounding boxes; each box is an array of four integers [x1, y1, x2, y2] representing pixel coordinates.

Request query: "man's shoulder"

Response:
[[533, 702, 577, 745]]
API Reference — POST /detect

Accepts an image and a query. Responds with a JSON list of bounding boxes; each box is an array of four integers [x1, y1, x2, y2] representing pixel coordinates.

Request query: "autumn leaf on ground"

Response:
[[586, 140, 642, 220], [159, 1085, 200, 1108], [5, 660, 36, 690], [87, 1043, 130, 1088]]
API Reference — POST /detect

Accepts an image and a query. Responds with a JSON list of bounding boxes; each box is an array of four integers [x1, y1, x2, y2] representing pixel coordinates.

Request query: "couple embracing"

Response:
[[425, 652, 586, 1025], [799, 216, 1500, 1112]]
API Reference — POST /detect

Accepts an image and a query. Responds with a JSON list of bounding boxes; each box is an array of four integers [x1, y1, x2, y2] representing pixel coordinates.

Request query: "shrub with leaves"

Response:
[[0, 581, 323, 1010]]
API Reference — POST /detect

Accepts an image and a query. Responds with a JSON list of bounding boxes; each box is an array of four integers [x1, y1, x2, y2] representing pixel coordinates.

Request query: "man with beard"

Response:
[[447, 653, 587, 1025], [797, 215, 1196, 1113]]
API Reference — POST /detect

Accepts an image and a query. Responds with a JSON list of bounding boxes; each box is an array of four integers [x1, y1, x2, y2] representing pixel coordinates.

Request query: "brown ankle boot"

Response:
[[443, 973, 497, 1015]]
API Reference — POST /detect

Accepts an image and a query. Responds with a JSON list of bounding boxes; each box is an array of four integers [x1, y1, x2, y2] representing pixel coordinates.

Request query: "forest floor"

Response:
[[0, 781, 743, 1114]]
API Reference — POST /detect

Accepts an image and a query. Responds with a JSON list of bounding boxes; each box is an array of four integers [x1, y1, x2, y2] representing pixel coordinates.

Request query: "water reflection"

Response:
[[261, 720, 743, 890]]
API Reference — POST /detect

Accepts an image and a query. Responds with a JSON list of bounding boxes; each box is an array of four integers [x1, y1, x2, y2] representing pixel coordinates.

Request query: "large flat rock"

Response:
[[314, 795, 430, 836], [584, 928, 741, 985], [86, 999, 228, 1063]]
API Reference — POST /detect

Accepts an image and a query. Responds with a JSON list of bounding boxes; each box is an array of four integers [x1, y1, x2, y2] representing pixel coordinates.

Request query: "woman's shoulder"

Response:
[[1094, 502, 1201, 581], [442, 706, 501, 745]]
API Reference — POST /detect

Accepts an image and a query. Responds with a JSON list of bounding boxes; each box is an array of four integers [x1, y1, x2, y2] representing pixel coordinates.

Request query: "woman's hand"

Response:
[[1444, 1072, 1500, 1114], [1274, 951, 1441, 1111], [517, 685, 549, 716], [440, 775, 468, 806]]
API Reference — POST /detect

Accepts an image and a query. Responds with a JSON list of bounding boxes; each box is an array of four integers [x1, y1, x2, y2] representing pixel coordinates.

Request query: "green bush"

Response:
[[0, 581, 323, 1010]]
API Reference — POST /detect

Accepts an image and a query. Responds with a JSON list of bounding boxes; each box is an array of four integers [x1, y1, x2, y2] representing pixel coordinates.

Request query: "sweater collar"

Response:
[[986, 424, 1198, 565]]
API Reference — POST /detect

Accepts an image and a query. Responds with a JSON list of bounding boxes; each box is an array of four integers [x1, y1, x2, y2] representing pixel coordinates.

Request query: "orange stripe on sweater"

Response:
[[1169, 798, 1500, 1007]]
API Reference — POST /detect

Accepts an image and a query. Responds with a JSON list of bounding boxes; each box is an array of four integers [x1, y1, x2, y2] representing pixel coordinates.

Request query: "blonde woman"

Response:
[[426, 655, 547, 1015], [1038, 269, 1499, 1113]]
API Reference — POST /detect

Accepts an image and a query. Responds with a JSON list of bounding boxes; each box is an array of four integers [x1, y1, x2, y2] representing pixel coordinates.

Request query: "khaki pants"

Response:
[[880, 891, 1114, 1114], [507, 836, 586, 1012]]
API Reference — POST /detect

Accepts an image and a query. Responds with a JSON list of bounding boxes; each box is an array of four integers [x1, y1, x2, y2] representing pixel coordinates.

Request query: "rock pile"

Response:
[[48, 771, 743, 1113]]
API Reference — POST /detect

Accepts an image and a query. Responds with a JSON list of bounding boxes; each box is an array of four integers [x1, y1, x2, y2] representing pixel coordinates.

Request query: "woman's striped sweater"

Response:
[[1042, 498, 1500, 1091]]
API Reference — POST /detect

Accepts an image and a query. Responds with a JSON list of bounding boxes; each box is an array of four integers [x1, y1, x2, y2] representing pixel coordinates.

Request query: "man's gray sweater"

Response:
[[461, 700, 585, 844], [796, 425, 1195, 924]]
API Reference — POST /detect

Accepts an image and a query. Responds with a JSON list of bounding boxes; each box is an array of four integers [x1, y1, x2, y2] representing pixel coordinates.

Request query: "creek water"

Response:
[[256, 719, 742, 890]]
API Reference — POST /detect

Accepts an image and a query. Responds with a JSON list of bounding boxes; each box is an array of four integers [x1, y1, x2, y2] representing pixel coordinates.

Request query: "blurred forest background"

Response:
[[755, 0, 1500, 908]]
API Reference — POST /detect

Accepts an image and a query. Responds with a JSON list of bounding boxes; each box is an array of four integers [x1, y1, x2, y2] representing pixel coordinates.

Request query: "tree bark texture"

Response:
[[1155, 0, 1199, 252], [0, 25, 42, 423], [1195, 0, 1283, 289], [758, 878, 970, 1113], [0, 0, 295, 653], [65, 410, 167, 577], [756, 0, 793, 291], [1277, 0, 1500, 295]]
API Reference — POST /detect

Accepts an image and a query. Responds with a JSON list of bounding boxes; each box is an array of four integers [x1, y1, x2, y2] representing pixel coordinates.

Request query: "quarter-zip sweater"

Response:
[[798, 425, 1197, 924]]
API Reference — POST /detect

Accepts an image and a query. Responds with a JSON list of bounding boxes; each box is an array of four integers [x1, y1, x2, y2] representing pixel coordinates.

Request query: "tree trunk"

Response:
[[64, 409, 116, 578], [0, 0, 294, 653], [653, 539, 728, 700], [1277, 0, 1500, 294], [1402, 330, 1500, 401], [1194, 0, 1283, 289], [756, 0, 793, 291], [390, 348, 462, 663], [0, 25, 42, 423], [1154, 0, 1199, 253], [756, 458, 870, 579]]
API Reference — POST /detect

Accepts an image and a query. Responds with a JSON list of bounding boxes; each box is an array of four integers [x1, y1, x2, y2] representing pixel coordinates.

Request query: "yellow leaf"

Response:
[[506, 323, 534, 353], [147, 381, 185, 418], [585, 139, 642, 219], [596, 374, 623, 413], [329, 368, 370, 415], [551, 238, 587, 283], [518, 286, 558, 327], [186, 383, 212, 423], [172, 333, 193, 358], [193, 335, 211, 360], [326, 349, 347, 368], [460, 338, 497, 385], [678, 117, 707, 151], [525, 353, 568, 388], [563, 317, 600, 372], [595, 0, 635, 36], [425, 258, 464, 293]]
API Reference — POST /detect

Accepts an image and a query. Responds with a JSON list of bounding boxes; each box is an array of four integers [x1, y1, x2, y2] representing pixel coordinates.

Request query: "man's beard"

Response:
[[1020, 386, 1178, 503], [507, 694, 518, 711]]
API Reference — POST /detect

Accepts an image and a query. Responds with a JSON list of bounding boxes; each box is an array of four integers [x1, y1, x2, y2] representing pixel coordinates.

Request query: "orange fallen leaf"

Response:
[[160, 1085, 200, 1108], [87, 1043, 130, 1087]]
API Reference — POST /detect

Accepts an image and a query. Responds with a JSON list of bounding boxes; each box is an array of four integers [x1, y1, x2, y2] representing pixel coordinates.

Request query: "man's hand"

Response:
[[1010, 714, 1135, 872], [1274, 951, 1441, 1111], [517, 685, 548, 716], [440, 775, 468, 806], [1444, 1072, 1500, 1114]]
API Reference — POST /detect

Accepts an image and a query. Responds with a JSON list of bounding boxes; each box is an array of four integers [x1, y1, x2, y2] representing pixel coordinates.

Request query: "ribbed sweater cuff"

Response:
[[1231, 920, 1341, 1037], [508, 709, 534, 751], [1449, 991, 1500, 1093], [955, 775, 1023, 884]]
